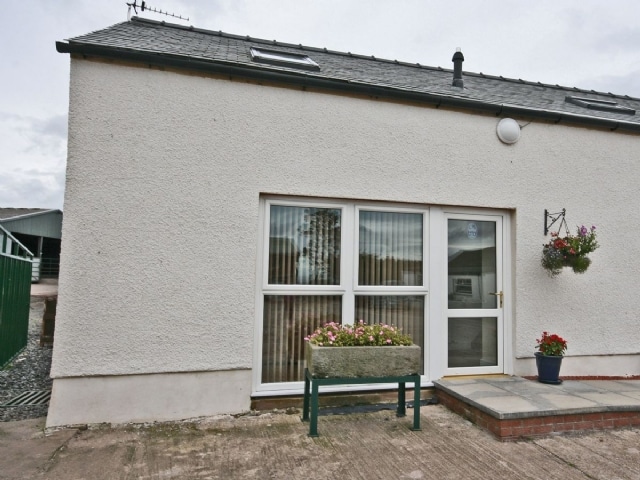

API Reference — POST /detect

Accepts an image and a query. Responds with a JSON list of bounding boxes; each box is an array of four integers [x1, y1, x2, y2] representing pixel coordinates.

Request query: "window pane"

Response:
[[447, 220, 496, 309], [355, 295, 424, 374], [358, 211, 423, 286], [448, 317, 497, 368], [262, 295, 342, 383], [268, 206, 341, 285]]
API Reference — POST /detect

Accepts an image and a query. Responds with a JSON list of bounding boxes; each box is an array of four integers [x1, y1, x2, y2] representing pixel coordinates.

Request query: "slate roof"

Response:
[[57, 17, 640, 132]]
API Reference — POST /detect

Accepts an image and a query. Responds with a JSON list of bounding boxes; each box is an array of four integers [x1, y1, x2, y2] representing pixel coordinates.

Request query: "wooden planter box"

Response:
[[305, 342, 421, 378]]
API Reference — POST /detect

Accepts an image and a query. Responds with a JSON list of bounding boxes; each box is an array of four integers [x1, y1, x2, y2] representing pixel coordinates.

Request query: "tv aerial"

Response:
[[126, 1, 189, 22]]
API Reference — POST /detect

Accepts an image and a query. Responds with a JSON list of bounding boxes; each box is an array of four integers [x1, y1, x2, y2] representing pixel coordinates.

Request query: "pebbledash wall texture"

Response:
[[48, 19, 640, 427]]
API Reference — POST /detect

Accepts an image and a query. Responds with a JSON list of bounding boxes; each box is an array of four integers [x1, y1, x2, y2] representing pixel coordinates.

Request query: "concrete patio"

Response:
[[435, 376, 640, 440]]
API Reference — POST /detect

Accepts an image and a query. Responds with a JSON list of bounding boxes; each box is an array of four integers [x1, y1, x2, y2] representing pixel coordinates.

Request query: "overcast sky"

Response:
[[2, 1, 639, 210]]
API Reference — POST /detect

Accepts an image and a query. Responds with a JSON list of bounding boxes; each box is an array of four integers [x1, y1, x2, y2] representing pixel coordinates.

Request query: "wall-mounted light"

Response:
[[496, 118, 521, 144]]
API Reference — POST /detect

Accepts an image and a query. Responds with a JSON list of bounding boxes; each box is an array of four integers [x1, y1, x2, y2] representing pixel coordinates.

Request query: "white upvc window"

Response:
[[254, 197, 429, 394]]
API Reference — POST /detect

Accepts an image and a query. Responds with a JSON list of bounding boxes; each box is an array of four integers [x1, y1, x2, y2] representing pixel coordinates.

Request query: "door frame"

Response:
[[428, 207, 512, 379]]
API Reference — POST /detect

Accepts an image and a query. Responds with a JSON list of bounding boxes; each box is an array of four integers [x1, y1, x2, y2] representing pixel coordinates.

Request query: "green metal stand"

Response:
[[302, 368, 421, 437]]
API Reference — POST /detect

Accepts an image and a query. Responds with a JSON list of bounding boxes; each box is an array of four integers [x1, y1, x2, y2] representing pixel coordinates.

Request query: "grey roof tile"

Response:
[[60, 17, 640, 129]]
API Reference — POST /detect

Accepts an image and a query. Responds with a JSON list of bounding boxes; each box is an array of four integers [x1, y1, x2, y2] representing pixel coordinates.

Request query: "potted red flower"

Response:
[[534, 331, 567, 384]]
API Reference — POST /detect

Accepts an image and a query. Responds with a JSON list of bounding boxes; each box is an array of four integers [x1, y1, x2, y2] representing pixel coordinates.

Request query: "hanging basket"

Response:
[[541, 222, 599, 277], [542, 251, 592, 276]]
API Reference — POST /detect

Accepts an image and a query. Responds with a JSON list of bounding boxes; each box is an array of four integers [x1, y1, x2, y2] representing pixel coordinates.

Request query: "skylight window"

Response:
[[250, 47, 319, 71], [565, 96, 635, 115]]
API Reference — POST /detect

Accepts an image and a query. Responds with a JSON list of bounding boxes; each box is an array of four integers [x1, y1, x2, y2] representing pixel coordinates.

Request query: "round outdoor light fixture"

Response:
[[496, 118, 521, 144]]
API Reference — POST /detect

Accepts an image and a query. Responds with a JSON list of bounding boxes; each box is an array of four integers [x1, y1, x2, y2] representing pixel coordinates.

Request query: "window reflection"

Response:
[[268, 206, 341, 285], [448, 317, 497, 367], [448, 220, 496, 309]]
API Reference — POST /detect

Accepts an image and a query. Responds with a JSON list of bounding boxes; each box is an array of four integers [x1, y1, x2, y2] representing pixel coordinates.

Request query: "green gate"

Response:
[[0, 225, 33, 368]]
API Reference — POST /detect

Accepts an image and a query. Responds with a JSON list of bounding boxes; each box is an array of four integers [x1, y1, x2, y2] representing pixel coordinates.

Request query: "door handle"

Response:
[[489, 291, 503, 308]]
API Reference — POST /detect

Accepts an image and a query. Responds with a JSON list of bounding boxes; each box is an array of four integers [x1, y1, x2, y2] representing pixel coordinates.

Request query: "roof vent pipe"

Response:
[[452, 48, 464, 88]]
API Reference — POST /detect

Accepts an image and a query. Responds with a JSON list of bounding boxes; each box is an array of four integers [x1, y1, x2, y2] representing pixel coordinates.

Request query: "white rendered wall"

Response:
[[51, 58, 640, 423]]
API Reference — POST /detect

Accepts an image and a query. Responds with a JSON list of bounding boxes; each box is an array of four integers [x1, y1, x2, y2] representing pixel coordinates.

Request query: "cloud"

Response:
[[32, 114, 68, 140], [583, 69, 640, 99], [1, 112, 68, 157], [2, 0, 640, 211], [0, 112, 67, 209], [0, 167, 65, 209]]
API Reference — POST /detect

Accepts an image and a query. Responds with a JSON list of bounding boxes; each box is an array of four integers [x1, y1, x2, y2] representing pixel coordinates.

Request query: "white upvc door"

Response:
[[444, 213, 505, 376]]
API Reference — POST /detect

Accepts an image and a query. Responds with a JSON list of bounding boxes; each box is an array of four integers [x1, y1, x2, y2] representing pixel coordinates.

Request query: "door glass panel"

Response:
[[359, 211, 423, 286], [448, 219, 496, 309], [448, 317, 497, 368], [355, 295, 424, 374], [268, 206, 341, 285], [262, 295, 342, 383]]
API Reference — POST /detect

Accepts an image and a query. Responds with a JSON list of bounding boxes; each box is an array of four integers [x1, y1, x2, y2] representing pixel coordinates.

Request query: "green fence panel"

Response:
[[0, 246, 33, 368]]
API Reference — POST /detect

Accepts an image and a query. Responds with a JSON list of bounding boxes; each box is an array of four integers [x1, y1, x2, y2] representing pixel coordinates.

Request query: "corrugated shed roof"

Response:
[[57, 17, 640, 132], [0, 208, 57, 221], [0, 209, 63, 239]]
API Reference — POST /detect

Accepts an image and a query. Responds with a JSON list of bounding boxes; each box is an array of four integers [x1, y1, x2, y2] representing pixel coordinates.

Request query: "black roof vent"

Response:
[[452, 48, 464, 88]]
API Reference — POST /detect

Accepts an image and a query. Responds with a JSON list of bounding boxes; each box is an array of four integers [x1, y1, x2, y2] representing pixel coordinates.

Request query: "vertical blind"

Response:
[[262, 295, 342, 383], [359, 211, 423, 286]]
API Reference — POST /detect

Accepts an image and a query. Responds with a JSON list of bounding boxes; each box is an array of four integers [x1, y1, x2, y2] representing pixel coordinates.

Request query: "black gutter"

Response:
[[56, 41, 640, 134]]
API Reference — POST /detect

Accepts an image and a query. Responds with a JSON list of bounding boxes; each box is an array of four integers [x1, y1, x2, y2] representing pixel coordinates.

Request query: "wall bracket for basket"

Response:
[[544, 209, 567, 236]]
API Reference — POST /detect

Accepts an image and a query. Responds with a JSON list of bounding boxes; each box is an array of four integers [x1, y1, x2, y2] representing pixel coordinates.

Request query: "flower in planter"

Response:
[[304, 320, 413, 347], [535, 331, 567, 356], [542, 225, 599, 276]]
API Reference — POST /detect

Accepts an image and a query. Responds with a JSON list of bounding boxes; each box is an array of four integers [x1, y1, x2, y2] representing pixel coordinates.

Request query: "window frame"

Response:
[[261, 197, 347, 294], [353, 205, 428, 294], [253, 196, 430, 395]]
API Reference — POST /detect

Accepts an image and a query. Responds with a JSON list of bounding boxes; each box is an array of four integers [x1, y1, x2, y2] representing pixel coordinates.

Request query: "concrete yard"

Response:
[[1, 404, 639, 480]]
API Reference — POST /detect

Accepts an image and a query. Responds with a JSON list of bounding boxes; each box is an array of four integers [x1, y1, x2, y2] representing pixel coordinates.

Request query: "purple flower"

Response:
[[579, 225, 588, 236]]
